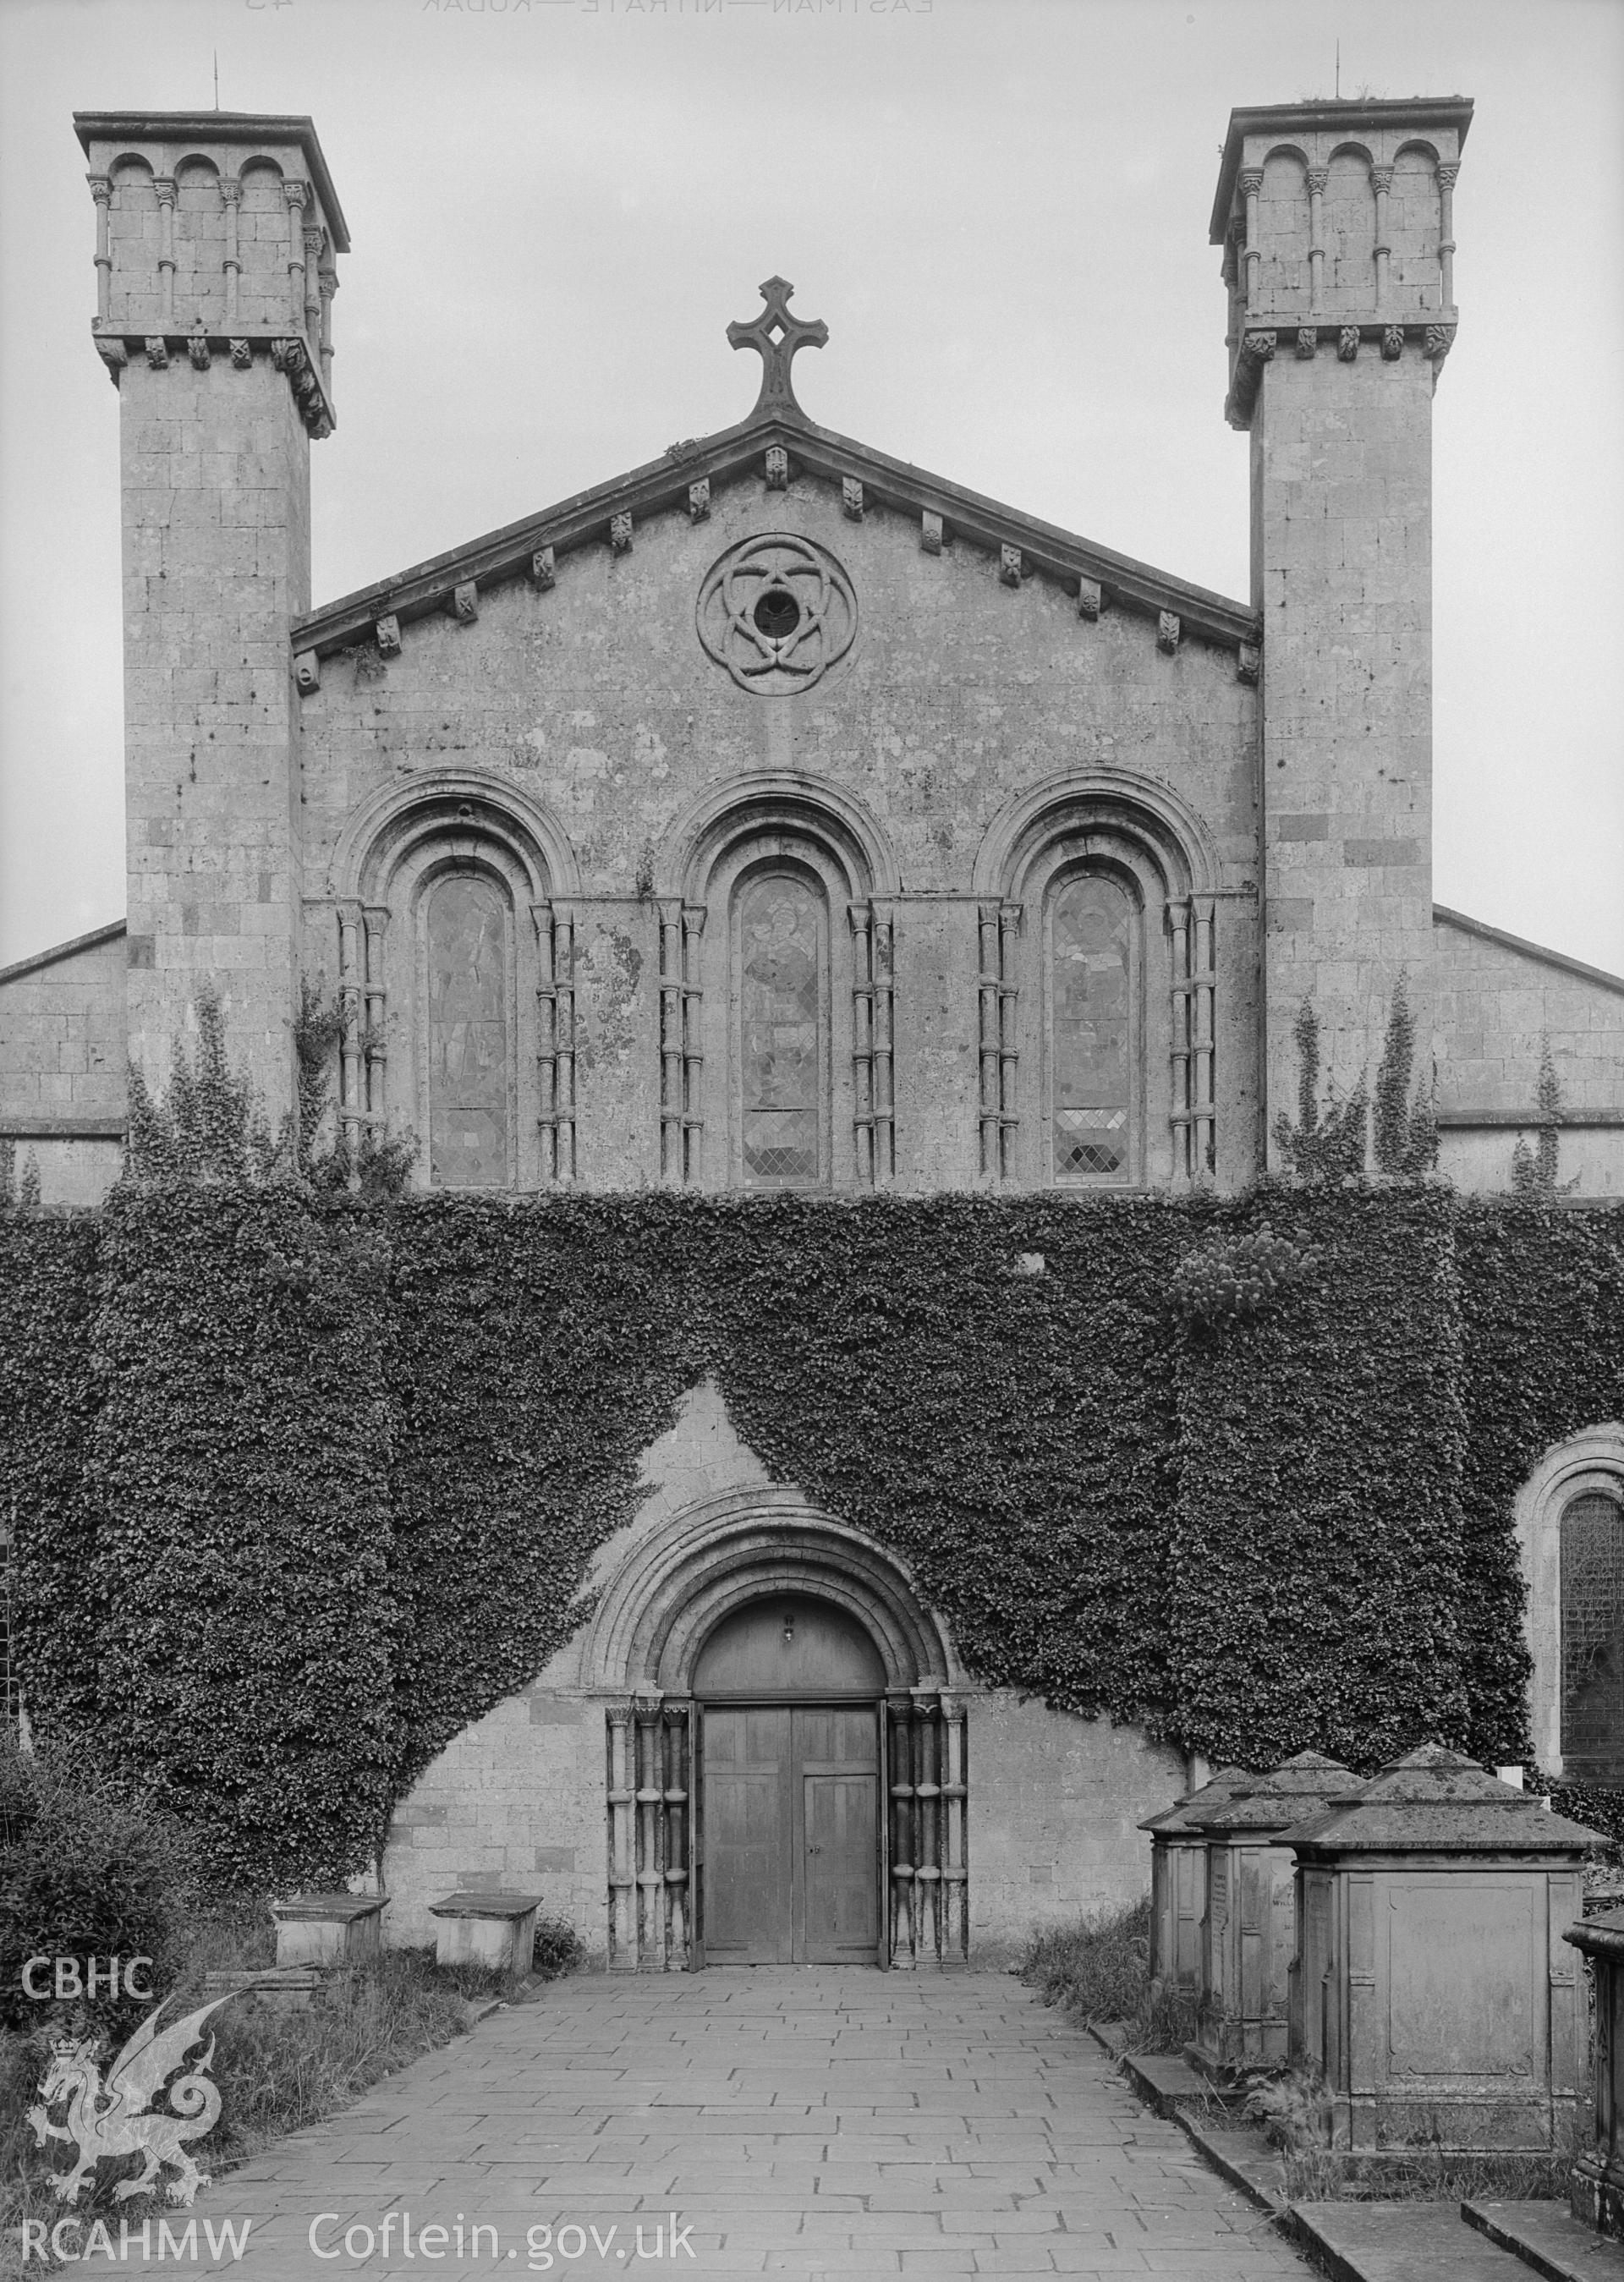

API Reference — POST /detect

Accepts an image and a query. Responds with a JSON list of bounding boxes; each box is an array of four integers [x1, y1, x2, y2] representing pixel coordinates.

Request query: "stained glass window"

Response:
[[738, 872, 823, 1185], [1051, 874, 1132, 1182], [427, 872, 510, 1188], [1561, 1491, 1624, 1785]]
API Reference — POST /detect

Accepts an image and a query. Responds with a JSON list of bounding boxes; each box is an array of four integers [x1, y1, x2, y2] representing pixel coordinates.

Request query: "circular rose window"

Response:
[[697, 532, 857, 694]]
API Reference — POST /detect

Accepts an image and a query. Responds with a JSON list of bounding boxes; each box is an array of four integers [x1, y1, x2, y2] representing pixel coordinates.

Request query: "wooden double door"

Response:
[[700, 1703, 881, 1965]]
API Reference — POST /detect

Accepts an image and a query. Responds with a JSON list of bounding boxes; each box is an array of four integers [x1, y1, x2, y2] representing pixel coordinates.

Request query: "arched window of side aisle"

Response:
[[734, 864, 830, 1188], [1561, 1485, 1624, 1786], [1048, 871, 1137, 1184]]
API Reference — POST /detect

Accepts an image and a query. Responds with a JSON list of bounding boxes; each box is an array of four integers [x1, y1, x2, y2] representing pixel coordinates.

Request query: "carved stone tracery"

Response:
[[696, 531, 857, 695]]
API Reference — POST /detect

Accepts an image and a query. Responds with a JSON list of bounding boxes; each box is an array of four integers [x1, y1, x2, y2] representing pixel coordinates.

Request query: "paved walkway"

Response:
[[191, 1972, 1310, 2279]]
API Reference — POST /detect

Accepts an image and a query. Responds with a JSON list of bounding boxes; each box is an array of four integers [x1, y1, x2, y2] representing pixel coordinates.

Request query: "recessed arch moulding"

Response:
[[377, 1380, 1186, 1970], [1517, 1424, 1624, 1779]]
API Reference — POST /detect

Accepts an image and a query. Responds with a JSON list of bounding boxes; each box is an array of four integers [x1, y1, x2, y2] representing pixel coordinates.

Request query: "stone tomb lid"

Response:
[[1139, 1766, 1254, 1836], [1179, 1750, 1363, 1836], [270, 1893, 389, 1921], [428, 1890, 545, 1919], [1565, 1904, 1624, 1962], [1281, 1743, 1602, 1857]]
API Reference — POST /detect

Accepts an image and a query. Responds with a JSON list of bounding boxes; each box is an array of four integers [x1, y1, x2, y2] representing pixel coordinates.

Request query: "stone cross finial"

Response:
[[727, 275, 827, 420]]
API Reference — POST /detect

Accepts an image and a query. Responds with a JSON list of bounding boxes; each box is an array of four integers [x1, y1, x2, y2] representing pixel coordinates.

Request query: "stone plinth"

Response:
[[1140, 1765, 1254, 1999], [428, 1890, 542, 1976], [1286, 1744, 1597, 2154], [1563, 1906, 1624, 2235], [270, 1892, 387, 1967], [1184, 1750, 1362, 2076], [203, 1964, 325, 2013]]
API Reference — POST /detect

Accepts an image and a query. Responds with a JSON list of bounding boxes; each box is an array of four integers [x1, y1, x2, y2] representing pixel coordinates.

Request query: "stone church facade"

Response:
[[3, 94, 1621, 1965]]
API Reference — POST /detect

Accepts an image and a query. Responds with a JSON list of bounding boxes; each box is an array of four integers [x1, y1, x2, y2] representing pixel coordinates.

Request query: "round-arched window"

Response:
[[1048, 872, 1135, 1182], [734, 868, 827, 1187], [1561, 1489, 1624, 1786]]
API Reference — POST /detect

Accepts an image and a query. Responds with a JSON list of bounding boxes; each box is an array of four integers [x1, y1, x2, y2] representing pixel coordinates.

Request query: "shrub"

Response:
[[533, 1913, 584, 1980], [1020, 1897, 1151, 2027], [0, 1735, 195, 2043]]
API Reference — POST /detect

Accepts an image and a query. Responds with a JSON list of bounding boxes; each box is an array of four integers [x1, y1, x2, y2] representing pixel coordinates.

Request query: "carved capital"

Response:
[[282, 178, 310, 213], [229, 338, 251, 369], [153, 174, 177, 210], [1295, 326, 1317, 359], [1237, 167, 1264, 197], [303, 227, 324, 260], [842, 475, 864, 521], [765, 443, 789, 490], [1157, 611, 1181, 656], [1371, 165, 1395, 195], [1338, 325, 1360, 362], [1237, 642, 1260, 687], [86, 173, 112, 206], [1076, 577, 1101, 621], [529, 546, 556, 591], [920, 509, 943, 556], [1435, 162, 1461, 190], [452, 579, 479, 623], [144, 337, 168, 369], [219, 178, 242, 206], [1241, 330, 1276, 364], [294, 650, 320, 694], [687, 478, 710, 523], [1425, 322, 1457, 363], [999, 544, 1023, 588], [375, 613, 402, 659], [609, 512, 634, 556], [1380, 325, 1404, 361], [1306, 167, 1329, 196]]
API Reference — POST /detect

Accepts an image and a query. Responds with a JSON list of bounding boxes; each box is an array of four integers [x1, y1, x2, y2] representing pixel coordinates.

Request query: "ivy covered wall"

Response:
[[2, 1186, 1621, 1890]]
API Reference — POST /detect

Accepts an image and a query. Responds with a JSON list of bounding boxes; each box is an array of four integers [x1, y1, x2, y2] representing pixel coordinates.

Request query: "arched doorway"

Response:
[[694, 1596, 885, 1967], [581, 1484, 968, 1972]]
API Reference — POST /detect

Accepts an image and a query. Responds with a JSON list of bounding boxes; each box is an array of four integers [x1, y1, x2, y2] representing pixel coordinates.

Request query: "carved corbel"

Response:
[[144, 337, 168, 370], [187, 326, 210, 371], [529, 546, 556, 590], [687, 478, 710, 522], [609, 512, 634, 556], [1425, 323, 1457, 365], [1338, 326, 1360, 362], [375, 614, 402, 659], [1380, 326, 1404, 361], [920, 510, 943, 556], [95, 337, 129, 377], [294, 650, 320, 694], [765, 444, 789, 490], [999, 545, 1023, 589], [1157, 611, 1182, 656], [1295, 326, 1317, 359], [1242, 329, 1276, 365], [451, 580, 479, 623], [842, 476, 864, 521], [1076, 577, 1101, 621], [229, 339, 251, 369], [1237, 642, 1260, 687]]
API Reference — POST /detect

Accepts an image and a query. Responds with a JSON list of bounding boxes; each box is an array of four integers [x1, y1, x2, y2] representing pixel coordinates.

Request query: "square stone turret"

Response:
[[1211, 99, 1472, 1166], [74, 111, 348, 1110]]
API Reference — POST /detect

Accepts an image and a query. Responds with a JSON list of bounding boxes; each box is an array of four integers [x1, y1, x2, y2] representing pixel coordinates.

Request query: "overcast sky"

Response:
[[1, 0, 1620, 975]]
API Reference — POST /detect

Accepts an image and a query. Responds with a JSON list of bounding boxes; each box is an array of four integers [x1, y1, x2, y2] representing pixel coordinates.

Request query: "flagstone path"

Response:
[[184, 1971, 1311, 2279]]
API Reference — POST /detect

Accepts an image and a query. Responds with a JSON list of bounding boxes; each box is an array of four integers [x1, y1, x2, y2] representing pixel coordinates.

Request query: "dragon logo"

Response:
[[26, 1993, 235, 2208]]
